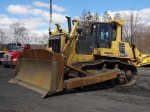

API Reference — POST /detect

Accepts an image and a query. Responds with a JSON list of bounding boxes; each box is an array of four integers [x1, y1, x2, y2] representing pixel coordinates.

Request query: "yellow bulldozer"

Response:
[[9, 17, 150, 98]]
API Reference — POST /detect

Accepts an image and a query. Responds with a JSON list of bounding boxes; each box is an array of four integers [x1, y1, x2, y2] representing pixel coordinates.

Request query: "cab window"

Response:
[[98, 24, 109, 42]]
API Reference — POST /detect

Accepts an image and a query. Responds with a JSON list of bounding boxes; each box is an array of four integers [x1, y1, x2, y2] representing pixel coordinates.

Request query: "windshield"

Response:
[[98, 24, 110, 42], [7, 43, 22, 51], [7, 44, 15, 51], [11, 47, 24, 52]]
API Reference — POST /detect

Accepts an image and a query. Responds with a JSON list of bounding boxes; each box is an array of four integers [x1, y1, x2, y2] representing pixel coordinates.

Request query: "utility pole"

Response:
[[50, 0, 52, 31]]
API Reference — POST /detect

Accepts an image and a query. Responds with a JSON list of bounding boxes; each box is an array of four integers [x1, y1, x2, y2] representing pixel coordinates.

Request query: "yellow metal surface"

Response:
[[137, 54, 150, 67], [105, 19, 124, 42], [8, 18, 144, 98], [9, 49, 64, 98], [65, 71, 117, 89], [93, 41, 134, 59]]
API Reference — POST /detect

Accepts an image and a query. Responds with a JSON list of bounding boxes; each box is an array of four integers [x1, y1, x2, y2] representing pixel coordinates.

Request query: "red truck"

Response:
[[2, 45, 30, 68], [0, 43, 22, 64]]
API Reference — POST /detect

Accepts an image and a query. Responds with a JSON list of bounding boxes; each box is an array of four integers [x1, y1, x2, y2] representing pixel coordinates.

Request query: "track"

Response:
[[73, 60, 137, 85]]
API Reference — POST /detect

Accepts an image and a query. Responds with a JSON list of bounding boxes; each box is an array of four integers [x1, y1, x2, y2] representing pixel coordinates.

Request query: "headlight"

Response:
[[13, 58, 17, 61]]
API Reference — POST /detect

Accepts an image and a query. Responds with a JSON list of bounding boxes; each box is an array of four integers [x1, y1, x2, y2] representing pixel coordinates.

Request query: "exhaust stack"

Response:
[[66, 16, 72, 33]]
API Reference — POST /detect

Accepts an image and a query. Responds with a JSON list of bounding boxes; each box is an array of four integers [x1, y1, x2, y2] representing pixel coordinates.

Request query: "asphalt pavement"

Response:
[[0, 65, 150, 112]]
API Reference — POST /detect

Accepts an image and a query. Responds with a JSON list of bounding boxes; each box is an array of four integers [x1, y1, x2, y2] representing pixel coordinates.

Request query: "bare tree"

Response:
[[35, 33, 49, 45], [102, 11, 121, 21], [0, 27, 8, 49], [78, 9, 100, 35], [42, 33, 49, 45], [8, 22, 32, 45], [31, 33, 38, 44], [114, 11, 121, 19], [102, 11, 112, 21], [138, 25, 150, 53], [122, 10, 144, 45]]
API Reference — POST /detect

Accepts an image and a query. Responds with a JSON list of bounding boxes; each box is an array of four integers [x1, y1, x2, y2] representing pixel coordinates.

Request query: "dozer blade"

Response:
[[8, 49, 64, 98]]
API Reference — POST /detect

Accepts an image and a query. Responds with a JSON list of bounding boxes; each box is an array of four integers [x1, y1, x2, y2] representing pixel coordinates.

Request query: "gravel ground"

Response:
[[0, 65, 150, 112]]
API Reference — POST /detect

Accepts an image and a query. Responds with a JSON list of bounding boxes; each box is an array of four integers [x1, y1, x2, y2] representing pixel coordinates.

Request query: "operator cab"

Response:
[[90, 22, 117, 48]]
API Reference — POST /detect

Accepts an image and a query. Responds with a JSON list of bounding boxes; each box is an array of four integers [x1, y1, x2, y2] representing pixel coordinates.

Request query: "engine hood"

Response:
[[5, 51, 20, 56]]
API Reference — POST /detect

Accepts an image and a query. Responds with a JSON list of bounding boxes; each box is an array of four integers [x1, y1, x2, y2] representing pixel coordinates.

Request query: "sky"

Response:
[[0, 0, 150, 38]]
